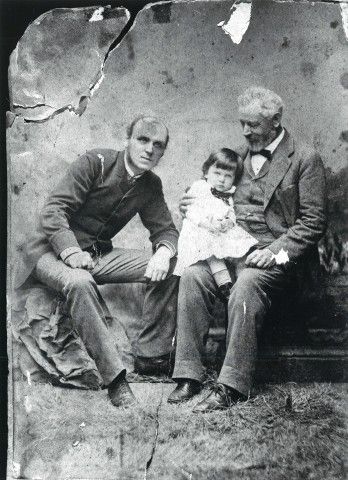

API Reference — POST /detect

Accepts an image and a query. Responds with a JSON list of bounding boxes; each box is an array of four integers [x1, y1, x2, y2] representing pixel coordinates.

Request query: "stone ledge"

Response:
[[255, 355, 347, 384], [209, 327, 348, 383]]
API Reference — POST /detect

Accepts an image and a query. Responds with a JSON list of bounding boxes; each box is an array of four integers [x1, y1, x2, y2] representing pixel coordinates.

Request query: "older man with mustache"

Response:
[[168, 87, 327, 412]]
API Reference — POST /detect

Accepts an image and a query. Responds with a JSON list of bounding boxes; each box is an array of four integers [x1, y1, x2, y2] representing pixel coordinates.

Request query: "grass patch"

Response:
[[9, 380, 347, 479]]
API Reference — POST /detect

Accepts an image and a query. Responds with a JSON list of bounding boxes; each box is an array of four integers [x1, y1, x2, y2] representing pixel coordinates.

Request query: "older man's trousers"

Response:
[[172, 260, 295, 396], [34, 248, 178, 386]]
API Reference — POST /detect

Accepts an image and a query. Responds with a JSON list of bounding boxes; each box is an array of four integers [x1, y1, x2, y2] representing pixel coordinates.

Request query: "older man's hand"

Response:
[[245, 248, 275, 269], [64, 251, 95, 270], [179, 191, 196, 218], [144, 246, 171, 282]]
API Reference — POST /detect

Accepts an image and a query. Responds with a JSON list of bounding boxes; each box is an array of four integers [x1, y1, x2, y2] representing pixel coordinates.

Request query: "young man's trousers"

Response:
[[34, 248, 178, 386]]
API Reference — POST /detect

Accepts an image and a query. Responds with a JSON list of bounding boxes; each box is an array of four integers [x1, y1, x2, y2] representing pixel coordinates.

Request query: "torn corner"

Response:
[[8, 6, 130, 123], [6, 111, 16, 128], [340, 3, 348, 41], [272, 248, 290, 265], [217, 2, 252, 45]]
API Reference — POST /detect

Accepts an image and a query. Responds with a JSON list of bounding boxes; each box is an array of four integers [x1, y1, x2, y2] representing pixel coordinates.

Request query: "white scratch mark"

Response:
[[218, 2, 252, 45], [24, 395, 32, 413], [340, 3, 348, 41], [243, 300, 246, 324], [23, 89, 42, 100], [26, 370, 32, 386], [13, 462, 21, 478], [272, 248, 290, 265], [72, 440, 80, 447], [180, 468, 193, 480], [89, 7, 104, 22], [79, 422, 86, 428], [97, 154, 105, 183], [17, 151, 32, 158], [90, 72, 105, 97]]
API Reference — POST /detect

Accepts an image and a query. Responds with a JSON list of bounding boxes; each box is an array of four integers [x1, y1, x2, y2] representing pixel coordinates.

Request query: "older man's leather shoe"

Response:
[[134, 354, 173, 376], [108, 377, 137, 408], [192, 383, 247, 413], [167, 380, 202, 404]]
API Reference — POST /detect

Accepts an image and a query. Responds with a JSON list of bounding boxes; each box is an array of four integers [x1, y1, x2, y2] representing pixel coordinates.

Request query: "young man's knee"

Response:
[[64, 269, 96, 292]]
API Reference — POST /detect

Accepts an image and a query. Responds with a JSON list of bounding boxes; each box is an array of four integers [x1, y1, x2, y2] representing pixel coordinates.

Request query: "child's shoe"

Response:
[[217, 282, 233, 302]]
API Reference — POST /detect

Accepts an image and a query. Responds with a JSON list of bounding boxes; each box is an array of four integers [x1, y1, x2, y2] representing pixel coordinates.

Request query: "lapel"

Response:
[[244, 152, 254, 178], [114, 150, 126, 181], [113, 151, 148, 209], [263, 130, 294, 210]]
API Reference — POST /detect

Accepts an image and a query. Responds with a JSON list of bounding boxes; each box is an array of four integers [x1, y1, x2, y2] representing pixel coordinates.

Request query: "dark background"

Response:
[[0, 0, 161, 476]]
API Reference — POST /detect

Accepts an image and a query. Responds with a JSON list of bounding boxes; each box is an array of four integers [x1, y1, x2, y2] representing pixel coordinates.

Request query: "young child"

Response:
[[174, 148, 258, 298]]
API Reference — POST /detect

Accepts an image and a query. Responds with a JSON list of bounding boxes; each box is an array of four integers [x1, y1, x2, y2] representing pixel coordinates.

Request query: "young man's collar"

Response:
[[124, 152, 144, 179]]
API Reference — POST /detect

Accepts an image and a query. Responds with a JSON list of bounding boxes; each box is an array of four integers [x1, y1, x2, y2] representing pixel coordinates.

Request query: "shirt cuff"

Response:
[[60, 246, 82, 261], [156, 241, 176, 258]]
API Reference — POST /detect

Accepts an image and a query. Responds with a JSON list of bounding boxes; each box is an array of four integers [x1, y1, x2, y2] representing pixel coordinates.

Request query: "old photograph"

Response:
[[6, 0, 348, 478]]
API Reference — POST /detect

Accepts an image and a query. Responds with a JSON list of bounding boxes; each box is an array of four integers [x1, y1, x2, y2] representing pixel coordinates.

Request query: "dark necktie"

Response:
[[126, 173, 138, 186], [250, 149, 272, 161], [211, 188, 233, 205]]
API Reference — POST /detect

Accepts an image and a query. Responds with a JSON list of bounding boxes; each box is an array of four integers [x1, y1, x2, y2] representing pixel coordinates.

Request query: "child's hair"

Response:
[[202, 148, 243, 185]]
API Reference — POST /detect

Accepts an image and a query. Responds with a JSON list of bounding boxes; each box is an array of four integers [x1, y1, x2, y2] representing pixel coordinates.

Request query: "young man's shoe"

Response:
[[167, 380, 202, 404], [192, 383, 247, 413], [108, 373, 137, 408], [134, 353, 173, 376]]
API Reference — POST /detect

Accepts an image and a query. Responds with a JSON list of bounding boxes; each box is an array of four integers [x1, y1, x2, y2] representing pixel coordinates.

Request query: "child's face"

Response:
[[205, 165, 235, 191]]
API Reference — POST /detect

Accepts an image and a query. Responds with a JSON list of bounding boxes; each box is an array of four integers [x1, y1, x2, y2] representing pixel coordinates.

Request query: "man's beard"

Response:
[[246, 131, 277, 152]]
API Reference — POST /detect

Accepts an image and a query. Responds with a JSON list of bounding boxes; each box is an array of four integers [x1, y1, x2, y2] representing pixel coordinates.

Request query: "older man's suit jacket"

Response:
[[15, 149, 179, 288], [235, 129, 327, 264]]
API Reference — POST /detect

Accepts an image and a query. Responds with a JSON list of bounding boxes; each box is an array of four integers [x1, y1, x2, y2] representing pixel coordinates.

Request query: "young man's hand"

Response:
[[245, 249, 275, 269], [64, 251, 95, 270], [144, 246, 171, 282]]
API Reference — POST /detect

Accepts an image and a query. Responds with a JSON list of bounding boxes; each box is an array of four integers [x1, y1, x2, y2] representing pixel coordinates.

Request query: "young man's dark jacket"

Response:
[[15, 149, 179, 288]]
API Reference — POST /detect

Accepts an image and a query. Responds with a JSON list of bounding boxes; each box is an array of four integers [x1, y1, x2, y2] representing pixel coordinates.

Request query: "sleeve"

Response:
[[155, 241, 176, 258], [267, 151, 327, 261], [138, 177, 179, 254], [40, 152, 100, 256], [60, 246, 83, 261]]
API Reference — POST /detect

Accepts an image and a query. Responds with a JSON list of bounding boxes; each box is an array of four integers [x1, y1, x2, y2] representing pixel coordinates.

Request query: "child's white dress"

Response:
[[174, 179, 258, 276]]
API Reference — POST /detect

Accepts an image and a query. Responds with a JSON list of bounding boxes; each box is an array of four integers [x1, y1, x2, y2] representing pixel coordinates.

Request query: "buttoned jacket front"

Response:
[[234, 129, 327, 264], [15, 149, 178, 287]]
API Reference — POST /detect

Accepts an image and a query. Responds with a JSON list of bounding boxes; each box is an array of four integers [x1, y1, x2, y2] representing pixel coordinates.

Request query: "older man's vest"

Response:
[[233, 154, 287, 247]]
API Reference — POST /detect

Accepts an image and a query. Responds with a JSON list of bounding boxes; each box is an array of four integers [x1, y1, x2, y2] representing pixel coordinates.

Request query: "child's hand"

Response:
[[204, 216, 232, 234], [219, 217, 235, 233]]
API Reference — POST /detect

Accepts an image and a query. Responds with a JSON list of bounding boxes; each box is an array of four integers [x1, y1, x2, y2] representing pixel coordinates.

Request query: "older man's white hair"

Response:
[[237, 87, 284, 119]]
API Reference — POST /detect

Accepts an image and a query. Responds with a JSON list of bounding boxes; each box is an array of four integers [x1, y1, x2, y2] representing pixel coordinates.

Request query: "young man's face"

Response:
[[238, 102, 279, 152], [126, 120, 168, 174]]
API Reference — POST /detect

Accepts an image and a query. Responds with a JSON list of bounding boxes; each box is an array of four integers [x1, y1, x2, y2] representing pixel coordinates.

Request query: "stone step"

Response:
[[209, 327, 348, 383]]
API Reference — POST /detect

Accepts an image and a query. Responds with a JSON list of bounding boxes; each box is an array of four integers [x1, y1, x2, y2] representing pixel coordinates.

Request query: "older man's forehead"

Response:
[[238, 100, 263, 117], [133, 119, 168, 140]]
